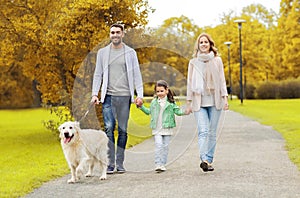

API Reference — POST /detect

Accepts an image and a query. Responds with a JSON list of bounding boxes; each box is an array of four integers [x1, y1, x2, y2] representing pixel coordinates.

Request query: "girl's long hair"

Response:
[[192, 33, 218, 58], [154, 80, 175, 103]]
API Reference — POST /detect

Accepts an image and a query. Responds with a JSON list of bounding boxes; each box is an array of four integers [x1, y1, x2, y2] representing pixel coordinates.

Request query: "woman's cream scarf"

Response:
[[191, 51, 215, 94]]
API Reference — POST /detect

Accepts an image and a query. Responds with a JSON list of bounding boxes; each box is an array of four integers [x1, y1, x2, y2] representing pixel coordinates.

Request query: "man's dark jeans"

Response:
[[102, 95, 131, 169]]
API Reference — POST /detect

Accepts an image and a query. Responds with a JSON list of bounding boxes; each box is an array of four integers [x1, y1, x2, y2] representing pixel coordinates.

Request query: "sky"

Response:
[[147, 0, 281, 28]]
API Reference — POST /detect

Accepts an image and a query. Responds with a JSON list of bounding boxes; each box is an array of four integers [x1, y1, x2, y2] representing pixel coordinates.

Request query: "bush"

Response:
[[171, 86, 187, 96], [143, 83, 155, 96], [256, 82, 279, 99], [245, 84, 256, 99], [278, 79, 300, 99], [256, 79, 300, 99], [231, 84, 240, 98], [231, 84, 256, 99]]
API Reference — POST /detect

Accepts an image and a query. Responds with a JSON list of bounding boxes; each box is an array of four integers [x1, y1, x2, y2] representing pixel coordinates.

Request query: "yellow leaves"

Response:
[[1, 0, 152, 108]]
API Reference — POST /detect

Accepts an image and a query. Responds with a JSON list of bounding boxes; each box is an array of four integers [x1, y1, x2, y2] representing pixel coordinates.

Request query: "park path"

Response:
[[25, 110, 300, 198]]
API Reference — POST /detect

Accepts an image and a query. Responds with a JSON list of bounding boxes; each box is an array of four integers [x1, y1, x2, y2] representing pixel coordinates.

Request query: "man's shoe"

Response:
[[117, 167, 126, 174], [107, 166, 115, 174]]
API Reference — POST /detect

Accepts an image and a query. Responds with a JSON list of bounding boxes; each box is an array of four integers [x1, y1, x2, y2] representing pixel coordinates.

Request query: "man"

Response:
[[91, 23, 143, 174]]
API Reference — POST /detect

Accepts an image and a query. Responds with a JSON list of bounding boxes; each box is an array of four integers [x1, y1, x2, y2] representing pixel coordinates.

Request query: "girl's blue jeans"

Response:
[[154, 134, 171, 166]]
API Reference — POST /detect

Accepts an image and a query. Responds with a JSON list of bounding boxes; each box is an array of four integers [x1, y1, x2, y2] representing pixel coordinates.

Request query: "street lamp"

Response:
[[224, 41, 232, 100], [234, 19, 246, 104]]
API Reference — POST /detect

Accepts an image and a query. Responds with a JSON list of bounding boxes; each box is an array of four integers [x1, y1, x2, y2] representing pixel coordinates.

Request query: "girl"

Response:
[[137, 80, 189, 172]]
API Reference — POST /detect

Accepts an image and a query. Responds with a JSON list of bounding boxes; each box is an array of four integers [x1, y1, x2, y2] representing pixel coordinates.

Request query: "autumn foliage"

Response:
[[0, 0, 299, 125]]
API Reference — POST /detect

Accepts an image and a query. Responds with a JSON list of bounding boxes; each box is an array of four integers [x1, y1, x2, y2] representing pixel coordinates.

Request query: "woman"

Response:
[[186, 33, 229, 172]]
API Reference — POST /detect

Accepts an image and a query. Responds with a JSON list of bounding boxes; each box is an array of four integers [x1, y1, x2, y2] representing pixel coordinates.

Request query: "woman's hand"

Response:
[[223, 96, 229, 110], [185, 101, 193, 114]]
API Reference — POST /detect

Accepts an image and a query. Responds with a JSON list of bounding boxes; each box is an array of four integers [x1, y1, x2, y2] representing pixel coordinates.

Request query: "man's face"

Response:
[[110, 27, 124, 46]]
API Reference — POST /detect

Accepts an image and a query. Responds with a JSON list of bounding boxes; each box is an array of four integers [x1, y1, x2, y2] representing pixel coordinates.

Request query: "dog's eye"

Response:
[[69, 127, 73, 129], [62, 127, 65, 129]]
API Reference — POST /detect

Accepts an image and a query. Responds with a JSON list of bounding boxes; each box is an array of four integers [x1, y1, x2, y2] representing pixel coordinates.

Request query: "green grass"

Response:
[[0, 108, 69, 198], [0, 105, 151, 198], [1, 99, 299, 197], [228, 98, 300, 170], [127, 104, 152, 147]]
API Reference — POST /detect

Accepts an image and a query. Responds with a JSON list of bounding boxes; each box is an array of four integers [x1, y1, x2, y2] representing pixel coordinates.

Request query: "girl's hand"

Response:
[[184, 108, 191, 115], [135, 97, 143, 108]]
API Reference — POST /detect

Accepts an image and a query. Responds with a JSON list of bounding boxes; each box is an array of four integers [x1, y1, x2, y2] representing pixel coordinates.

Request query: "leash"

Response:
[[77, 102, 95, 123]]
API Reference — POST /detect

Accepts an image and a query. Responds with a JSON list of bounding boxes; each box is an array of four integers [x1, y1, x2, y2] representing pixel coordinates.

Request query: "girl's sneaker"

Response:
[[155, 165, 166, 172], [160, 165, 167, 171]]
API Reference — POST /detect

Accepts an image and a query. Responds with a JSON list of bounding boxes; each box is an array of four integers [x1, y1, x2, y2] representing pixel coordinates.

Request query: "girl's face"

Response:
[[198, 36, 210, 54], [156, 86, 168, 99]]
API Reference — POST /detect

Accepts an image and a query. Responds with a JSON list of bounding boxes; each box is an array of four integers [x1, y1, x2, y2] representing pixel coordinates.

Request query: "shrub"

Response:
[[143, 83, 155, 96], [244, 84, 256, 99], [231, 84, 240, 98], [278, 79, 300, 99], [256, 82, 279, 99], [256, 78, 300, 99], [231, 84, 256, 99]]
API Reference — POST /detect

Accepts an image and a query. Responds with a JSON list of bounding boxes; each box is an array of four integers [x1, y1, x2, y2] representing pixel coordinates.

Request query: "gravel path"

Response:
[[25, 110, 300, 198]]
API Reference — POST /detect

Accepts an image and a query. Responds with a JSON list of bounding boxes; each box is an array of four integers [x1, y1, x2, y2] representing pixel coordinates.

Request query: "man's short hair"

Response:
[[110, 23, 124, 31]]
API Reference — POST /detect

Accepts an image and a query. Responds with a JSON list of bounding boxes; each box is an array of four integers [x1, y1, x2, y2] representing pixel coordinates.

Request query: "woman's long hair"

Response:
[[154, 80, 175, 103], [192, 33, 218, 58]]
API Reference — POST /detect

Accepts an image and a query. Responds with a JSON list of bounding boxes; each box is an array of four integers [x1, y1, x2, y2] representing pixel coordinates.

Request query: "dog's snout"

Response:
[[64, 132, 70, 138]]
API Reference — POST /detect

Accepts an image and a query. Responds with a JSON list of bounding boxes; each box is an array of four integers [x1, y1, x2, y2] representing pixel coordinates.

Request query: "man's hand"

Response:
[[135, 97, 143, 107], [91, 95, 99, 105]]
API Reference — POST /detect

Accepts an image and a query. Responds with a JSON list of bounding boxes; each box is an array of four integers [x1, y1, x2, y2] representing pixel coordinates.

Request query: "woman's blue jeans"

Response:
[[102, 95, 131, 168], [194, 106, 221, 164]]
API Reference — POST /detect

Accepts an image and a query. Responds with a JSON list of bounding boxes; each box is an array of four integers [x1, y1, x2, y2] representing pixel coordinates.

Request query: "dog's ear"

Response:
[[59, 131, 64, 138], [58, 124, 62, 132], [74, 121, 81, 132], [58, 124, 64, 138]]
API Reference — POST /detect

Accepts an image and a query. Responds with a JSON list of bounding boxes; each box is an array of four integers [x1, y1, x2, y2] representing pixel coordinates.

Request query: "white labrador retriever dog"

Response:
[[58, 121, 108, 183]]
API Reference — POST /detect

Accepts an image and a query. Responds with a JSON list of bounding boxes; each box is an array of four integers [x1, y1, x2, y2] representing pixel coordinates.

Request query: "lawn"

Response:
[[0, 108, 70, 198], [0, 105, 150, 198], [0, 99, 299, 197], [228, 98, 300, 170]]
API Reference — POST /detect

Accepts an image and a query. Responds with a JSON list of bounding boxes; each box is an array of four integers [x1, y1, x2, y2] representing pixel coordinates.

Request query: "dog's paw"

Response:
[[67, 178, 76, 184], [85, 173, 92, 177], [99, 175, 107, 180]]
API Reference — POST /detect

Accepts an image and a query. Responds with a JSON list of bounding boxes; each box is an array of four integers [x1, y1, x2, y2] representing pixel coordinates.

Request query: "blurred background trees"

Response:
[[0, 0, 299, 126]]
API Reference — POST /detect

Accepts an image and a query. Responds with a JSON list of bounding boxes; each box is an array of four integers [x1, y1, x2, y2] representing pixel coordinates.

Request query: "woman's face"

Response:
[[198, 36, 210, 54]]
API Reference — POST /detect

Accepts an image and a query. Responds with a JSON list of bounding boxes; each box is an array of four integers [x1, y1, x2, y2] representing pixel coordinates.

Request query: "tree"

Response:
[[281, 0, 300, 78], [146, 16, 202, 92], [0, 0, 152, 130]]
